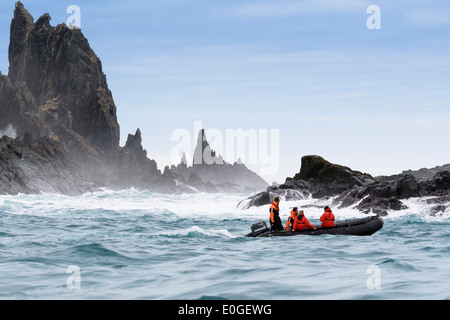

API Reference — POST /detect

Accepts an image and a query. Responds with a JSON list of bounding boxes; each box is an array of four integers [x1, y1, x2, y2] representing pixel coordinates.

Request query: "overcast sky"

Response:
[[1, 0, 449, 183]]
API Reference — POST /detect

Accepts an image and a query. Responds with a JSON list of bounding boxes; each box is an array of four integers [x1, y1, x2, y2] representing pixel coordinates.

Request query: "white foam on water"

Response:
[[1, 189, 449, 224], [152, 226, 236, 238], [394, 196, 450, 221]]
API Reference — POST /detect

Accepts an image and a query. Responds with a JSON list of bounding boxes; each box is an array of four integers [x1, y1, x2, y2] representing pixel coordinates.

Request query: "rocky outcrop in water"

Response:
[[238, 155, 374, 209], [239, 155, 375, 208], [377, 164, 450, 182], [239, 155, 450, 216], [289, 155, 375, 198], [170, 129, 269, 193], [336, 171, 450, 216]]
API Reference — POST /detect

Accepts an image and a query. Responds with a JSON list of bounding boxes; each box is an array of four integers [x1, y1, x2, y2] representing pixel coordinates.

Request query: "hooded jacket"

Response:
[[293, 214, 315, 231], [320, 208, 335, 228]]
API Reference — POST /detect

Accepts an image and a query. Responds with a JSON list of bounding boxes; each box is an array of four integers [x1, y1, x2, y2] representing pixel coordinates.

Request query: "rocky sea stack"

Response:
[[170, 129, 269, 193], [0, 2, 267, 195]]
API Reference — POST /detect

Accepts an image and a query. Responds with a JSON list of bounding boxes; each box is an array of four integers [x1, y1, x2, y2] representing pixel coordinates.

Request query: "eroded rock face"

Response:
[[112, 129, 161, 189], [0, 2, 162, 194], [422, 171, 450, 196], [0, 135, 100, 195], [6, 2, 120, 154], [289, 155, 375, 198], [292, 155, 374, 185]]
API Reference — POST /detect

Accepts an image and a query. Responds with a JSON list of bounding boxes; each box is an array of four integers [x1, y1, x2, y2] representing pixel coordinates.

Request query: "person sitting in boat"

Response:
[[285, 207, 299, 231], [320, 206, 335, 228], [293, 210, 316, 231], [269, 197, 283, 231]]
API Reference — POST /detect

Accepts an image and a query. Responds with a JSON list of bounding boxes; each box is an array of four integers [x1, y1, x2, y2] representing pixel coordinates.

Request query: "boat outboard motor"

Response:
[[250, 221, 269, 237]]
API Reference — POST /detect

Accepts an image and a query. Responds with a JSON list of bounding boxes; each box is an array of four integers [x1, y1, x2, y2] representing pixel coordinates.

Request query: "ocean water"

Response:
[[0, 189, 449, 300]]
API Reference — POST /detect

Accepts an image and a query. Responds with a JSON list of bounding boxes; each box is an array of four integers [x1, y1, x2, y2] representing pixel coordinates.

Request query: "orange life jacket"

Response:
[[293, 215, 315, 231], [286, 210, 297, 231], [320, 209, 335, 228], [269, 201, 279, 224]]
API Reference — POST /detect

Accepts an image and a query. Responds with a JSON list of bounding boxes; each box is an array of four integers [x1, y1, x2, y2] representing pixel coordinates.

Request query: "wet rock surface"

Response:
[[239, 155, 450, 216]]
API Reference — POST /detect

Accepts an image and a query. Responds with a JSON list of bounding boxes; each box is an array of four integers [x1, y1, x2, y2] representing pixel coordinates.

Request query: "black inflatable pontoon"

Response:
[[245, 216, 384, 237]]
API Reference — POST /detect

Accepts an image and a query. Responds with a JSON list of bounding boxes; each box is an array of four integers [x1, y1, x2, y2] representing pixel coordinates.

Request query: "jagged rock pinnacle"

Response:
[[6, 1, 120, 152]]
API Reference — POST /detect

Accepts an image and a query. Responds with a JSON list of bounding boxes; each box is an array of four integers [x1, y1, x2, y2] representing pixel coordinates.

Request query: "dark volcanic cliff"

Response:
[[0, 3, 166, 194], [3, 2, 120, 159], [0, 2, 268, 195], [0, 2, 160, 195]]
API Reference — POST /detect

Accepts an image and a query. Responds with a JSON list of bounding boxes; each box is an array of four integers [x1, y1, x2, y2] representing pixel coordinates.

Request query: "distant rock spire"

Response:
[[193, 129, 222, 166], [180, 152, 187, 167]]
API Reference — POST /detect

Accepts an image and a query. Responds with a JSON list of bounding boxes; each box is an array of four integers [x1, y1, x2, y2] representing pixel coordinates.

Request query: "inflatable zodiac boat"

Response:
[[245, 216, 384, 237]]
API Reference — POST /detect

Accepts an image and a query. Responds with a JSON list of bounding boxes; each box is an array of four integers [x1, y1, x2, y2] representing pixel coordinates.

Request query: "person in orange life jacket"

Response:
[[320, 206, 335, 228], [293, 210, 316, 231], [286, 207, 299, 231], [269, 197, 283, 231]]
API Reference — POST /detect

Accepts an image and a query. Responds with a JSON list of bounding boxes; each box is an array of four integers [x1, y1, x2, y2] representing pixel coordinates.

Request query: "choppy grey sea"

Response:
[[1, 189, 449, 299]]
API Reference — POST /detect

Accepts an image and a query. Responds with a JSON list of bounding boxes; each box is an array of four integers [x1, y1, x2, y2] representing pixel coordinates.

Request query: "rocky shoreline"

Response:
[[238, 155, 450, 216]]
